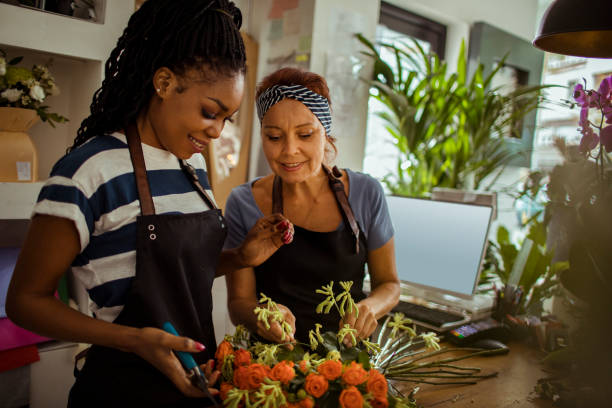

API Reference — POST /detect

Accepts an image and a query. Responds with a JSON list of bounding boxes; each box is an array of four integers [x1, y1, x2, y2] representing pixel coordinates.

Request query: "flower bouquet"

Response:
[[216, 281, 500, 408], [0, 50, 68, 127]]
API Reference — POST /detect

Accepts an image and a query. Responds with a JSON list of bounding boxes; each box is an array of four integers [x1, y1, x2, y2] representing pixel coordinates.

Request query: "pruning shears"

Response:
[[162, 322, 219, 407]]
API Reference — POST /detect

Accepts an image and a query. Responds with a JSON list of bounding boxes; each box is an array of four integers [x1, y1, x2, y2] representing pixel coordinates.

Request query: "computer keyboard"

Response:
[[392, 301, 465, 328]]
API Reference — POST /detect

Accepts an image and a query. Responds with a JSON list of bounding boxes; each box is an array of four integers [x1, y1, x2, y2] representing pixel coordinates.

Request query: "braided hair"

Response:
[[71, 0, 246, 151]]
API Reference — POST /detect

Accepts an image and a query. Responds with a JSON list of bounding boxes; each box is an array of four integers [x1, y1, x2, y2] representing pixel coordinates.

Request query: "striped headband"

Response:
[[256, 85, 332, 135]]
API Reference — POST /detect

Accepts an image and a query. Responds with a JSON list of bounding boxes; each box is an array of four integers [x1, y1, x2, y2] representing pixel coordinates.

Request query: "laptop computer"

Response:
[[385, 195, 495, 331]]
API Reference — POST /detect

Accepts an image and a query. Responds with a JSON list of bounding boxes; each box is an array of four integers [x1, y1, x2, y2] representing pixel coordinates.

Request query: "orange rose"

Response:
[[304, 373, 329, 398], [233, 363, 268, 390], [317, 360, 343, 381], [234, 349, 252, 367], [370, 397, 388, 408], [298, 360, 309, 373], [215, 340, 234, 365], [271, 361, 296, 384], [366, 369, 387, 398], [299, 396, 314, 408], [342, 362, 368, 386], [339, 386, 364, 408], [219, 382, 234, 401]]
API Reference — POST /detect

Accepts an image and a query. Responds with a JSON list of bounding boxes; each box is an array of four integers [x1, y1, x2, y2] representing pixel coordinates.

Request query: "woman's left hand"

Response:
[[339, 301, 378, 347], [199, 359, 221, 388], [238, 214, 294, 267]]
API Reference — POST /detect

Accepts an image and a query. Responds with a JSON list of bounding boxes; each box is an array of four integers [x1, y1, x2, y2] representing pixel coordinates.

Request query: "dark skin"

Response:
[[6, 66, 294, 398]]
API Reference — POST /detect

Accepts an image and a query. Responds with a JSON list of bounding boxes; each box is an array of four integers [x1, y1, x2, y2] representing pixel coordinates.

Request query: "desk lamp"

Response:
[[533, 0, 612, 58]]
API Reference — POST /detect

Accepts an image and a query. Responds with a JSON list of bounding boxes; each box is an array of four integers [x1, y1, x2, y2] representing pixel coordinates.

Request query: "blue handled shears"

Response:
[[162, 322, 219, 407]]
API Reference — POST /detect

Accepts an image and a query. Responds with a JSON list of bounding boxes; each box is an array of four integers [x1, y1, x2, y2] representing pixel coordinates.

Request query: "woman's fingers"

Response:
[[340, 302, 378, 347], [255, 304, 296, 348], [239, 214, 294, 267], [134, 327, 210, 397]]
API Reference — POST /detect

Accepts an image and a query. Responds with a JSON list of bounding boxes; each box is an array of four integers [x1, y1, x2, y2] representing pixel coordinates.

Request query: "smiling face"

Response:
[[261, 98, 327, 184], [142, 67, 244, 159]]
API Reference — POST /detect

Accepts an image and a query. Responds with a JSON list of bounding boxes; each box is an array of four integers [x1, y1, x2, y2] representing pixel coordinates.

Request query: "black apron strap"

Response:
[[125, 124, 156, 216], [272, 175, 283, 214], [322, 165, 360, 254], [271, 165, 360, 254], [179, 159, 218, 210]]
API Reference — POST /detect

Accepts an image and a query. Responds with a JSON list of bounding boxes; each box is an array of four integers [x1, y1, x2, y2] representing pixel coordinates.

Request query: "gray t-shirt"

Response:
[[223, 169, 394, 251]]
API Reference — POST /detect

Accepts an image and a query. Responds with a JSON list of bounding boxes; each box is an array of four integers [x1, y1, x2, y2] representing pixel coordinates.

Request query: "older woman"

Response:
[[224, 67, 399, 345]]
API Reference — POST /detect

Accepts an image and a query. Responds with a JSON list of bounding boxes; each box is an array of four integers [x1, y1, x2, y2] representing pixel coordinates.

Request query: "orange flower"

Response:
[[366, 369, 388, 398], [339, 386, 364, 408], [317, 359, 343, 380], [370, 397, 388, 408], [215, 340, 234, 365], [299, 396, 314, 408], [219, 382, 234, 401], [342, 362, 368, 386], [271, 361, 296, 384], [298, 360, 309, 373], [304, 373, 329, 398], [234, 349, 252, 367], [233, 363, 268, 390]]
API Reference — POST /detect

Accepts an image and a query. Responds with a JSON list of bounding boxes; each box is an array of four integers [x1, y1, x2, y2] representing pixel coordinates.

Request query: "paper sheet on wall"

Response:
[[283, 8, 301, 36], [268, 0, 299, 20]]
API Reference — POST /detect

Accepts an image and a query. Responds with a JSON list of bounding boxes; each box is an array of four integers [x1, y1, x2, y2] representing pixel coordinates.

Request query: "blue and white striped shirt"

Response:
[[33, 133, 215, 322]]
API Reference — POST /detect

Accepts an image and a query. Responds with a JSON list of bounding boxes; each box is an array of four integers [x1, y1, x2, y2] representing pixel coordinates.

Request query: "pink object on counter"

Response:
[[0, 317, 50, 351]]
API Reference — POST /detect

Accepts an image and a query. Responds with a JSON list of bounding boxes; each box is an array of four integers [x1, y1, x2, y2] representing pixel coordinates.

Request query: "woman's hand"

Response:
[[238, 214, 294, 268], [130, 327, 218, 398], [255, 303, 296, 347], [339, 301, 378, 347]]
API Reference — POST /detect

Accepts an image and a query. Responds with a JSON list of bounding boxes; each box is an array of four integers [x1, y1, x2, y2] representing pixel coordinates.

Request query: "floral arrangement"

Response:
[[573, 75, 612, 169], [0, 50, 68, 127], [215, 281, 500, 408]]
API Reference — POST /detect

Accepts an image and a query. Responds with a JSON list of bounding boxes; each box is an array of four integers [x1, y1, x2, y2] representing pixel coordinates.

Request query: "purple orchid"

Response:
[[573, 83, 588, 106], [601, 125, 612, 152], [575, 75, 612, 153]]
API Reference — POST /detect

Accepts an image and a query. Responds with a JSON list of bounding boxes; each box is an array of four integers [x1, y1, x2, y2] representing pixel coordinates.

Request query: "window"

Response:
[[363, 3, 446, 181]]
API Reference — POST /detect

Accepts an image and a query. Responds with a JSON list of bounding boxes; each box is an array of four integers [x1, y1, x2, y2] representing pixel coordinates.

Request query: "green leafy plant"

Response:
[[356, 34, 549, 197], [0, 50, 68, 127]]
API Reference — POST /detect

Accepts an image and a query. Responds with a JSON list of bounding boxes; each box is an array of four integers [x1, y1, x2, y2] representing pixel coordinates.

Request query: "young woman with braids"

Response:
[[6, 1, 293, 406], [224, 68, 400, 346]]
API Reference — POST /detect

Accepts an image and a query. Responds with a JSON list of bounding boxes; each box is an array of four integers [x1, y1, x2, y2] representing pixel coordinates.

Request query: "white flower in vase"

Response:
[[1, 88, 23, 103], [29, 84, 46, 102]]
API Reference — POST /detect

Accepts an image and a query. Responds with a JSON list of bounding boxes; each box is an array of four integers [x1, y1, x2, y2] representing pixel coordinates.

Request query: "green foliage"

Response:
[[356, 34, 550, 197], [483, 221, 568, 316]]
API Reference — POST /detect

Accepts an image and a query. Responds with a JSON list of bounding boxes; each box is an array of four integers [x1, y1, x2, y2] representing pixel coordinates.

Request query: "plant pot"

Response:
[[0, 107, 39, 182]]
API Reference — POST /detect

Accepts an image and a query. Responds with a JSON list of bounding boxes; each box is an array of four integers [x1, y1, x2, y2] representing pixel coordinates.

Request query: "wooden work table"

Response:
[[395, 341, 554, 408]]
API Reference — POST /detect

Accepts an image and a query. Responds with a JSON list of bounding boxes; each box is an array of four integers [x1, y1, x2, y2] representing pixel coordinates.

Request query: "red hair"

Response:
[[256, 67, 337, 160], [256, 68, 332, 108]]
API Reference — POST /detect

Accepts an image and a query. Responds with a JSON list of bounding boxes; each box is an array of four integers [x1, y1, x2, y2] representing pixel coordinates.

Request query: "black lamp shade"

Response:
[[533, 0, 612, 58]]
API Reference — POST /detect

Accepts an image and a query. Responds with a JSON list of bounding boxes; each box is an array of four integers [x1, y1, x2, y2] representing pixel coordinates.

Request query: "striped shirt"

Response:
[[33, 133, 215, 322]]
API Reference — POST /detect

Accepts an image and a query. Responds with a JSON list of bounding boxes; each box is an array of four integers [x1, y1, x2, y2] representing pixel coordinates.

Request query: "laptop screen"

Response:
[[385, 195, 493, 298]]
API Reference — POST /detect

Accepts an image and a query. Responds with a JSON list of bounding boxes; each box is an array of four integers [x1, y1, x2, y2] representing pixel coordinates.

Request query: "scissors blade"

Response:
[[191, 368, 220, 407]]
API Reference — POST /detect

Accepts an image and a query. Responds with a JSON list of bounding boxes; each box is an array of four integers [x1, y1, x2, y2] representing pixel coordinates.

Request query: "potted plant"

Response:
[[0, 50, 67, 181], [355, 35, 550, 198], [534, 75, 612, 407]]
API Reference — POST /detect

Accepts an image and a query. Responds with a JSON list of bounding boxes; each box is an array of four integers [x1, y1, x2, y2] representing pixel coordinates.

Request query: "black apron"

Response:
[[254, 166, 368, 343], [68, 125, 226, 407]]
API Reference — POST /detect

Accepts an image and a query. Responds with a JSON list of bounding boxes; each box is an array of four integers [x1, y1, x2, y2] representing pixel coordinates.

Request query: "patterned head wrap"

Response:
[[256, 84, 332, 135]]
